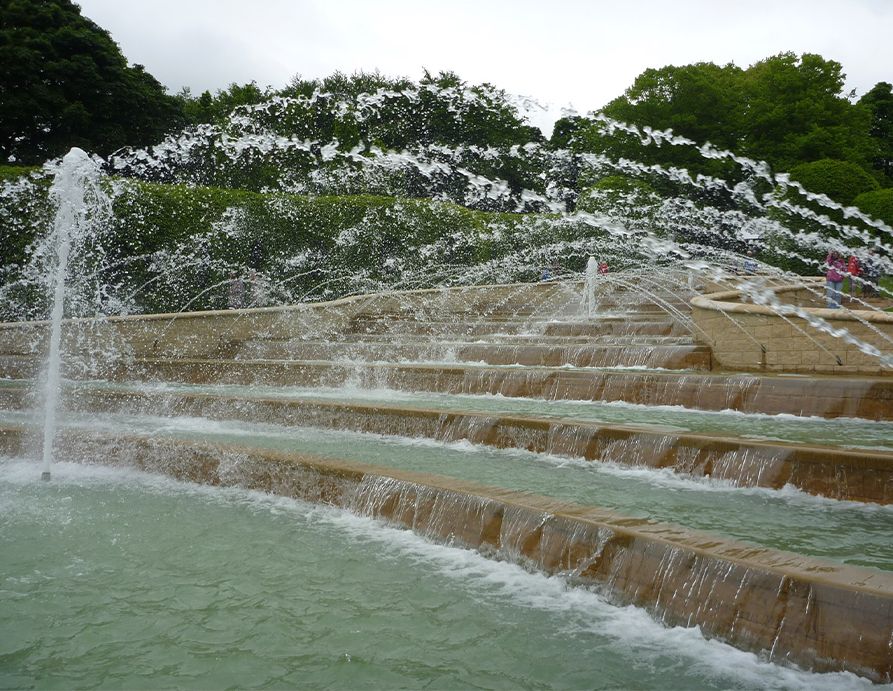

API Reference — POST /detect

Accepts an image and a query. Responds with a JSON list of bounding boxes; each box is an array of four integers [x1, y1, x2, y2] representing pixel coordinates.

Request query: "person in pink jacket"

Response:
[[825, 251, 845, 308]]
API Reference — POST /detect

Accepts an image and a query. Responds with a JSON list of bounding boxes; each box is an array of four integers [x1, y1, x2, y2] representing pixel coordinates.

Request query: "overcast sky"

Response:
[[75, 0, 893, 133]]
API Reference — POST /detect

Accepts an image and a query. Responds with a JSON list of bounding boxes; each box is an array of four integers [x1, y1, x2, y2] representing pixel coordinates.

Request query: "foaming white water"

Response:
[[318, 506, 871, 691], [9, 406, 891, 515], [735, 482, 893, 513], [80, 379, 893, 433], [0, 454, 880, 688], [588, 457, 893, 511]]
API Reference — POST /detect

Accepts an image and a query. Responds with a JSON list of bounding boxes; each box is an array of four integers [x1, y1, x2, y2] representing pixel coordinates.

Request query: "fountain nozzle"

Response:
[[40, 471, 51, 482]]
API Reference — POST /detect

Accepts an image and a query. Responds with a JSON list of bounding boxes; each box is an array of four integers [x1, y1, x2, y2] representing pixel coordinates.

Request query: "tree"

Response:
[[601, 62, 744, 152], [556, 61, 754, 209], [177, 82, 272, 125], [566, 54, 875, 180], [859, 82, 893, 183], [361, 70, 543, 151], [739, 53, 873, 170], [566, 62, 745, 181], [0, 0, 184, 163], [280, 70, 414, 102], [549, 116, 587, 149]]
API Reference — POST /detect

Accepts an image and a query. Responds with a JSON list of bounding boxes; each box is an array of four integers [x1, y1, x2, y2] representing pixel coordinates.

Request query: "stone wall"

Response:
[[0, 281, 582, 361], [692, 283, 893, 375]]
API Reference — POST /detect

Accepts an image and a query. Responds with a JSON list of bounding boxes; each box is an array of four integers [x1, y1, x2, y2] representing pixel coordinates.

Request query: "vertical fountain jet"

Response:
[[584, 256, 598, 318], [41, 148, 100, 481]]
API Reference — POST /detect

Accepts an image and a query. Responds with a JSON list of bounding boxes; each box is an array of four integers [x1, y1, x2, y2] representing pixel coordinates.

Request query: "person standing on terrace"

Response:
[[824, 251, 845, 309], [847, 254, 862, 300]]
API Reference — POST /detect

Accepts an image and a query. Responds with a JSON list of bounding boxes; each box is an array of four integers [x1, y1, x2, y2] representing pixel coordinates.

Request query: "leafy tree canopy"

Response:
[[177, 69, 543, 153], [282, 69, 413, 102], [601, 62, 744, 154], [859, 81, 893, 182], [0, 0, 185, 164], [549, 116, 587, 150], [739, 53, 872, 170], [565, 53, 876, 186], [137, 69, 549, 207], [176, 81, 273, 125]]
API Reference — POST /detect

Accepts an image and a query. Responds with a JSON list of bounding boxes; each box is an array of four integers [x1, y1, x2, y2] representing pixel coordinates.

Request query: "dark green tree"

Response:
[[565, 53, 875, 185], [549, 116, 587, 149], [177, 81, 272, 125], [0, 0, 184, 163], [359, 70, 543, 151], [280, 70, 408, 101], [563, 62, 745, 183], [555, 61, 752, 209], [600, 62, 744, 152], [859, 81, 893, 182], [739, 53, 872, 170]]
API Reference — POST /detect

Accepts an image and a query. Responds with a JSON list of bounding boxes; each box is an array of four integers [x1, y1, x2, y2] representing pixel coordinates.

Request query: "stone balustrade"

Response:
[[691, 280, 893, 375]]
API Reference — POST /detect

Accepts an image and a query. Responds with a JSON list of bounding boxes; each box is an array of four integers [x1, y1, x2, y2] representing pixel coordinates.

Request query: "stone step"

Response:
[[349, 287, 689, 318], [16, 386, 888, 504], [348, 318, 690, 338], [337, 333, 697, 346], [355, 301, 692, 320], [351, 305, 682, 324], [542, 321, 690, 337], [91, 359, 893, 421], [233, 341, 712, 370], [5, 354, 891, 420]]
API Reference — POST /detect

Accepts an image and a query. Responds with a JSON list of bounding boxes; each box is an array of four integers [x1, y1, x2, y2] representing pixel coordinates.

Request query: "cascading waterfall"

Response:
[[2, 82, 893, 688]]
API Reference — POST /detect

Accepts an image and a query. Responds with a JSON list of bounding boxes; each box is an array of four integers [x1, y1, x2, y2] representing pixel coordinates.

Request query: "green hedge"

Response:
[[105, 181, 519, 310], [788, 158, 880, 206], [0, 167, 52, 277], [3, 169, 753, 317], [0, 165, 41, 182], [4, 172, 576, 316], [853, 188, 893, 228]]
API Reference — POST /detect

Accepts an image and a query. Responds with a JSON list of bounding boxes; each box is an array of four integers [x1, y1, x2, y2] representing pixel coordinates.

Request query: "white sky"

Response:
[[75, 0, 893, 133]]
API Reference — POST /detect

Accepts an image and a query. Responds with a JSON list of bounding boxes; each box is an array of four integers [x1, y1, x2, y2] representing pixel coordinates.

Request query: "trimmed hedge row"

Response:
[[853, 188, 893, 228], [4, 169, 600, 316], [0, 165, 40, 182], [788, 159, 880, 206], [104, 181, 528, 311]]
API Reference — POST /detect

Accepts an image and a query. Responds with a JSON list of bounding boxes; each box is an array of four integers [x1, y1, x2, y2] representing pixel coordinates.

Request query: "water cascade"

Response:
[[1, 84, 893, 688]]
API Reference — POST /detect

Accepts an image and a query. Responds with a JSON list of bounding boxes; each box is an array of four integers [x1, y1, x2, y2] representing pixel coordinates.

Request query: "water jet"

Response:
[[2, 89, 893, 688]]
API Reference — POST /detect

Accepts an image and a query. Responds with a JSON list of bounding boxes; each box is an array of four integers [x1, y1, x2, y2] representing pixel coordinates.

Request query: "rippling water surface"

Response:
[[0, 460, 871, 690]]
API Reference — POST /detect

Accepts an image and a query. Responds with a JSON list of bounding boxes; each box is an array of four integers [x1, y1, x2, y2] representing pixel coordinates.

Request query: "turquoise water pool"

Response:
[[0, 460, 871, 690]]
